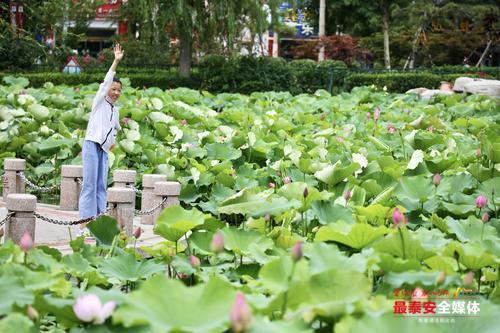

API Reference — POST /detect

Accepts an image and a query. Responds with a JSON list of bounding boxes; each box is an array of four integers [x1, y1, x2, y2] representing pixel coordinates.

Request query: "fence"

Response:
[[0, 158, 180, 245]]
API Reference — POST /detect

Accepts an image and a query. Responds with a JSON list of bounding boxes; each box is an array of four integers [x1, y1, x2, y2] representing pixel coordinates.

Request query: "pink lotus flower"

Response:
[[291, 241, 303, 262], [268, 182, 276, 189], [392, 208, 407, 227], [336, 136, 344, 143], [476, 195, 487, 208], [73, 294, 116, 325], [133, 227, 142, 239], [387, 123, 395, 134], [374, 107, 381, 121], [343, 189, 352, 201], [283, 176, 292, 184], [366, 112, 371, 119], [211, 231, 225, 253], [189, 255, 201, 268], [476, 148, 481, 158], [121, 117, 130, 126], [27, 305, 39, 320], [428, 125, 434, 133], [482, 212, 490, 222], [19, 232, 34, 252], [181, 119, 187, 126], [433, 173, 441, 186], [230, 292, 252, 333]]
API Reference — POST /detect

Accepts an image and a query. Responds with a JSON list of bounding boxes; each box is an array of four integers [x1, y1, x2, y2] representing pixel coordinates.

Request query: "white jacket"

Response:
[[84, 70, 121, 153]]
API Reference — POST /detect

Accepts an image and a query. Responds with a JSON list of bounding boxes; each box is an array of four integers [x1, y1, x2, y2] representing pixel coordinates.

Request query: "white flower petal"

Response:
[[407, 150, 424, 170], [73, 294, 102, 323]]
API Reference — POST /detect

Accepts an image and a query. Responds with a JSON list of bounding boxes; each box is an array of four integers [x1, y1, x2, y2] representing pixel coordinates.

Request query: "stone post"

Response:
[[3, 158, 26, 199], [4, 194, 36, 245], [107, 187, 135, 236], [141, 174, 166, 225], [152, 181, 181, 224], [59, 165, 83, 211], [113, 170, 137, 188]]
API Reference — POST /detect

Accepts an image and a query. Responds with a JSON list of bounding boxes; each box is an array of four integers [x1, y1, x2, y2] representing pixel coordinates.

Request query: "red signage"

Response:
[[96, 0, 121, 19]]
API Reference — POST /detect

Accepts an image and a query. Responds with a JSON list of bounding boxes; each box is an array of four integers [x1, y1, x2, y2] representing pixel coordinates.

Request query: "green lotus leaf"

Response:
[[313, 162, 360, 186], [305, 242, 367, 274], [0, 275, 34, 315], [373, 228, 434, 260], [311, 201, 354, 224], [315, 222, 390, 249], [445, 216, 498, 243], [443, 241, 497, 270], [87, 215, 121, 245], [154, 205, 206, 242], [113, 275, 236, 333], [100, 252, 165, 283], [222, 228, 273, 256], [377, 253, 422, 273], [0, 313, 36, 333]]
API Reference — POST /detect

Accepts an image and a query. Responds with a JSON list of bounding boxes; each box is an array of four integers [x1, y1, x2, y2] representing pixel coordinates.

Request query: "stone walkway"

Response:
[[0, 198, 163, 254]]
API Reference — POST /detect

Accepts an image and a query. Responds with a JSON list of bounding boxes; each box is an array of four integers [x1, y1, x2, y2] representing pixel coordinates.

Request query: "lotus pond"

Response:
[[0, 75, 499, 332]]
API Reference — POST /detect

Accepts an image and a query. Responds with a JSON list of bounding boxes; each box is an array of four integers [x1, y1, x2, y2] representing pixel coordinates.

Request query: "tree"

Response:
[[121, 0, 281, 78]]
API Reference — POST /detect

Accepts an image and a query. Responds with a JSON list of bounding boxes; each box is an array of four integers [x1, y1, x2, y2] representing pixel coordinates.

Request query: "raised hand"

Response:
[[114, 44, 124, 62]]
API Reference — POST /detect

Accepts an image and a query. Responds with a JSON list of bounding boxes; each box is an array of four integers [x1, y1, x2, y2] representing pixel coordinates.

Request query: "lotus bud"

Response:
[[19, 232, 34, 252], [181, 119, 187, 126], [428, 125, 434, 133], [332, 120, 337, 127], [189, 255, 201, 268], [336, 136, 344, 143], [291, 241, 303, 262], [230, 292, 252, 333], [211, 231, 225, 253], [482, 212, 490, 222], [283, 176, 292, 184], [303, 187, 309, 198], [343, 189, 352, 201], [475, 195, 487, 208], [476, 148, 481, 158], [437, 271, 446, 284], [366, 112, 371, 119], [374, 107, 381, 121], [320, 113, 326, 121], [73, 294, 116, 325], [463, 271, 474, 286], [387, 123, 395, 134], [264, 214, 271, 222], [453, 250, 459, 260], [268, 182, 276, 189], [433, 173, 441, 186], [27, 305, 39, 320], [392, 208, 407, 227], [133, 227, 142, 239]]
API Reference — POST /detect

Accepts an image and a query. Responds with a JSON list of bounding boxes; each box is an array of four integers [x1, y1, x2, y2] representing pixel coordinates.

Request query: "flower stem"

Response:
[[398, 130, 406, 160], [281, 262, 296, 318], [481, 222, 485, 241], [398, 227, 406, 260], [477, 270, 482, 294]]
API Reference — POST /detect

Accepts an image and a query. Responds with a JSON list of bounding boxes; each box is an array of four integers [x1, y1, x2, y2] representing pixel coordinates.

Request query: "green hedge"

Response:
[[1, 57, 498, 94], [0, 72, 201, 90]]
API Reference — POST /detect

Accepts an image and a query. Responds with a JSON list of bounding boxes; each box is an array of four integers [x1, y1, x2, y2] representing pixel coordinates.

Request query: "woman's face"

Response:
[[107, 82, 122, 102]]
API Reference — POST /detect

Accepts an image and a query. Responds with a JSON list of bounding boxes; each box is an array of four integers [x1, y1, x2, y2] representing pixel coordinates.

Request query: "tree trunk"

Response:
[[272, 32, 279, 57], [318, 0, 326, 61], [382, 1, 391, 69], [179, 30, 192, 78]]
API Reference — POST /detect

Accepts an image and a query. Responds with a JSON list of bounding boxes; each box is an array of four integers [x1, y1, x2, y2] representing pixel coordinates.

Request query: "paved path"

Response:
[[0, 198, 163, 254]]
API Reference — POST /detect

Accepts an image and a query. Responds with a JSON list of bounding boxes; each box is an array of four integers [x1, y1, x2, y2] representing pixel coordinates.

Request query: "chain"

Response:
[[126, 184, 142, 194], [134, 196, 168, 215], [34, 206, 114, 226], [19, 172, 59, 193], [0, 212, 14, 227]]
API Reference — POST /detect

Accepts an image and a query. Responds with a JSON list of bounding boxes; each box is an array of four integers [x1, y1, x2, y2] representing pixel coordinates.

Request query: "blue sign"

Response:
[[278, 1, 317, 38]]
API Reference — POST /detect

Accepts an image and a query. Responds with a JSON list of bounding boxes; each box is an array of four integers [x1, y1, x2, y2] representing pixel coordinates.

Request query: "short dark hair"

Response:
[[113, 77, 122, 86]]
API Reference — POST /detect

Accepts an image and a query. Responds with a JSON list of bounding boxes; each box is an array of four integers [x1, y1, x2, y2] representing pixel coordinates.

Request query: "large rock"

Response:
[[453, 77, 479, 92], [463, 79, 500, 98], [406, 87, 428, 95], [420, 89, 454, 100]]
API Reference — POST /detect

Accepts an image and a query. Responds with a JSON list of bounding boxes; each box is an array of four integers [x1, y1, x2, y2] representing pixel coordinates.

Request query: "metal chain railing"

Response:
[[34, 206, 115, 226], [126, 184, 142, 194], [19, 172, 59, 193], [134, 196, 168, 216], [0, 212, 14, 227]]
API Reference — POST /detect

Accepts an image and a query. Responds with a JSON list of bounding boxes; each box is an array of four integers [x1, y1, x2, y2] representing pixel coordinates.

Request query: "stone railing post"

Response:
[[107, 187, 135, 236], [59, 165, 83, 211], [141, 174, 166, 225], [3, 158, 26, 199], [4, 194, 36, 245], [152, 181, 181, 224], [113, 170, 137, 188]]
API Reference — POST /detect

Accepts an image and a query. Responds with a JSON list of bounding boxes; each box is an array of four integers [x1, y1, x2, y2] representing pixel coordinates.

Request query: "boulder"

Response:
[[406, 87, 429, 95], [463, 79, 500, 98], [453, 77, 481, 92], [420, 89, 454, 100]]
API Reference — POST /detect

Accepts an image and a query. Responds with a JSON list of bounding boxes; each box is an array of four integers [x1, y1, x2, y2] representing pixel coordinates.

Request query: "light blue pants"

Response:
[[79, 140, 108, 219]]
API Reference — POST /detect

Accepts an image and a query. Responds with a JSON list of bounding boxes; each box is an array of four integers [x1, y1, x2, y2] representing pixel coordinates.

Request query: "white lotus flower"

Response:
[[407, 150, 424, 169], [73, 294, 116, 325]]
